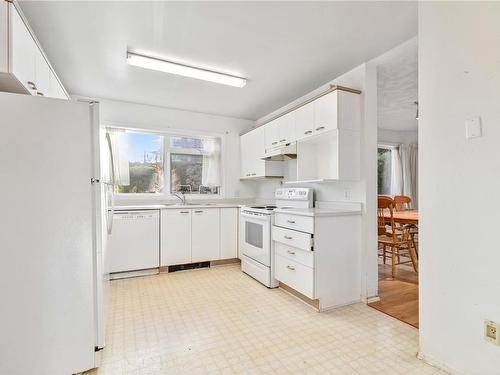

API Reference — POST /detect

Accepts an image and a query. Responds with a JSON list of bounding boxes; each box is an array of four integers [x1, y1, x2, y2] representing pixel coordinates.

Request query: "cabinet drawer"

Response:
[[275, 242, 314, 268], [272, 225, 312, 251], [275, 255, 314, 299], [275, 213, 314, 233]]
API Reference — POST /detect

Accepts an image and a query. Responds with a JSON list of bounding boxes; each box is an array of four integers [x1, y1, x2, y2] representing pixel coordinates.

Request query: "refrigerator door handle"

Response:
[[105, 131, 115, 235]]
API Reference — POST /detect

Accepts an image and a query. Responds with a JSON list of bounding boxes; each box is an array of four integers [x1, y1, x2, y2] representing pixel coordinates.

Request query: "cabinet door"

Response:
[[192, 208, 220, 262], [295, 102, 314, 140], [314, 91, 338, 134], [240, 132, 251, 178], [278, 112, 295, 144], [264, 119, 280, 151], [220, 208, 238, 259], [251, 126, 266, 177], [9, 5, 36, 94], [161, 209, 192, 266], [48, 69, 68, 100], [34, 48, 50, 98]]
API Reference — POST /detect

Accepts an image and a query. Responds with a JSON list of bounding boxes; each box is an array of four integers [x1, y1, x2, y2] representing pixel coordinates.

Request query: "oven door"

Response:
[[240, 211, 271, 267]]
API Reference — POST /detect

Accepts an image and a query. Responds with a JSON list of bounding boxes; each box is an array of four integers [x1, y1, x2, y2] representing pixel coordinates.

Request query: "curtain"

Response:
[[390, 145, 403, 196], [393, 143, 418, 208], [201, 137, 221, 187], [107, 128, 130, 186], [409, 144, 418, 208]]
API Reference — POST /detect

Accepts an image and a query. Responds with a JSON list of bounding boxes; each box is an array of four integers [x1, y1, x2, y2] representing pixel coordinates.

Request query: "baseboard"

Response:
[[279, 282, 320, 310], [417, 352, 464, 375], [109, 268, 159, 280], [366, 295, 381, 303], [210, 258, 241, 266]]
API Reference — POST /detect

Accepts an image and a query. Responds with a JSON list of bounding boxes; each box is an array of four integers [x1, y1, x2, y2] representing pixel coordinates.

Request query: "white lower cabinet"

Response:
[[161, 209, 192, 266], [220, 207, 238, 259], [161, 207, 238, 266], [192, 208, 220, 262], [275, 254, 314, 299]]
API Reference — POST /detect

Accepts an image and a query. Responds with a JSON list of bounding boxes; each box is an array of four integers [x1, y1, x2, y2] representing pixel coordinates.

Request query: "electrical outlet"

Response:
[[344, 189, 351, 201], [484, 320, 500, 345]]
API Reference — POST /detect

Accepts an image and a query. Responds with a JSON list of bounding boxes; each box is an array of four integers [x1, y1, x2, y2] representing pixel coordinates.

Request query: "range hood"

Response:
[[262, 142, 297, 161]]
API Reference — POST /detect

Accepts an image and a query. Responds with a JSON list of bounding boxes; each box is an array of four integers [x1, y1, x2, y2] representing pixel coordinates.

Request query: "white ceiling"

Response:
[[19, 1, 417, 120], [377, 38, 418, 131]]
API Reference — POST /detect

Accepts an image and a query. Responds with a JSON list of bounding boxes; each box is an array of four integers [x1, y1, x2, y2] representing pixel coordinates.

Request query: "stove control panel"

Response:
[[275, 188, 312, 201]]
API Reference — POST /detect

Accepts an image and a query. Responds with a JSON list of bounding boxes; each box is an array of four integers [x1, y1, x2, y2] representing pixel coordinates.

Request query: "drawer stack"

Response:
[[273, 213, 315, 299]]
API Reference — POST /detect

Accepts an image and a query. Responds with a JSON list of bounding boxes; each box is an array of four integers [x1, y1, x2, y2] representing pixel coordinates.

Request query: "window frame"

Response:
[[377, 143, 397, 196], [103, 122, 225, 201]]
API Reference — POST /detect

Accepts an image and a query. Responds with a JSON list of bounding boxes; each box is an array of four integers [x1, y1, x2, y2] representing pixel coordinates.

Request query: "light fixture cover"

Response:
[[126, 52, 247, 88]]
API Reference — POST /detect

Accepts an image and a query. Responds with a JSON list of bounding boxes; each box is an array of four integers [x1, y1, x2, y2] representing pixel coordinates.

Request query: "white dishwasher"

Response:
[[108, 210, 160, 278]]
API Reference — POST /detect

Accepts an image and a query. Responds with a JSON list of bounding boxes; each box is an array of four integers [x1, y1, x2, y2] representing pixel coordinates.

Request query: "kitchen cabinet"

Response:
[[240, 126, 282, 179], [272, 206, 362, 311], [220, 207, 238, 259], [294, 102, 314, 140], [0, 2, 68, 99], [191, 208, 220, 262], [264, 112, 295, 154], [161, 209, 192, 266]]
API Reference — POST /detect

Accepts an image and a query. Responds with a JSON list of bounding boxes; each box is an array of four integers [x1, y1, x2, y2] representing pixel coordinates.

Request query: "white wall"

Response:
[[94, 98, 257, 203], [419, 3, 500, 374], [255, 63, 379, 300]]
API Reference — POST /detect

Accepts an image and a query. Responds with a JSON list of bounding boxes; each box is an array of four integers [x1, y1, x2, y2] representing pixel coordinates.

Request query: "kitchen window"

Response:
[[108, 129, 221, 196]]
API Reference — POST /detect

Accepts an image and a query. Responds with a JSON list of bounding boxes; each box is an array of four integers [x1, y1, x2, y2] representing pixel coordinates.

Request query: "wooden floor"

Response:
[[368, 262, 419, 328]]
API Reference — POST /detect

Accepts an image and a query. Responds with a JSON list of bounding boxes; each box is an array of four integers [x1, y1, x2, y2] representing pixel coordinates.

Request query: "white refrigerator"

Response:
[[0, 92, 112, 374]]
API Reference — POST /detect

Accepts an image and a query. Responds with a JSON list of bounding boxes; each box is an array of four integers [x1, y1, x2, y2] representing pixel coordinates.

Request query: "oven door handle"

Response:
[[240, 211, 271, 221]]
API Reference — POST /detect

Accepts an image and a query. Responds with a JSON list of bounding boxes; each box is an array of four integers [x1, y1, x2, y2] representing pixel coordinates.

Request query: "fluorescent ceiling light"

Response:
[[126, 52, 247, 88]]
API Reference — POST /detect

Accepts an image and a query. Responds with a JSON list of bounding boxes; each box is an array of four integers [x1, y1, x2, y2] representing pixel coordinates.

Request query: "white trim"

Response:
[[417, 352, 466, 375], [378, 142, 399, 149]]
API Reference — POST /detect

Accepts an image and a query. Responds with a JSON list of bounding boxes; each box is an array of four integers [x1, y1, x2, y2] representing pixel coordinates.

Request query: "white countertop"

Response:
[[274, 207, 362, 217], [114, 203, 243, 211]]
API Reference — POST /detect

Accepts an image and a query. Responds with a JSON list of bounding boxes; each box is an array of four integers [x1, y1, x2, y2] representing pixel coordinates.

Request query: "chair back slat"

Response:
[[377, 196, 396, 236]]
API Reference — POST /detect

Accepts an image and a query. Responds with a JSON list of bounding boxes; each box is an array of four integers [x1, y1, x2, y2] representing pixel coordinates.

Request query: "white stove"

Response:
[[239, 188, 313, 287]]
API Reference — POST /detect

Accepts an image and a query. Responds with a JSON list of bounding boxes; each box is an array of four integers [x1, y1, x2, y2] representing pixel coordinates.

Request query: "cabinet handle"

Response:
[[246, 173, 251, 177], [180, 211, 189, 214], [251, 173, 256, 176], [27, 81, 37, 90], [304, 130, 312, 135], [36, 92, 44, 97], [279, 139, 286, 142], [287, 220, 296, 224], [272, 141, 278, 145], [315, 126, 325, 131], [284, 236, 293, 240], [287, 265, 295, 271], [194, 210, 203, 213], [287, 250, 296, 255]]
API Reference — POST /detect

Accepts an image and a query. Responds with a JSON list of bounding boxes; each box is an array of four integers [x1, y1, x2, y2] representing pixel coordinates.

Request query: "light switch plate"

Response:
[[465, 116, 482, 139]]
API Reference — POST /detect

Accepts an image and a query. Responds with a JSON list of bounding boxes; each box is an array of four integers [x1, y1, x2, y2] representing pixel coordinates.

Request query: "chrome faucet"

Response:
[[173, 192, 187, 205]]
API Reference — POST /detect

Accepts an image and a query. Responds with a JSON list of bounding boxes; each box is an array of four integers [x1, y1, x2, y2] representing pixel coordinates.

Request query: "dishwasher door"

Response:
[[108, 210, 160, 273]]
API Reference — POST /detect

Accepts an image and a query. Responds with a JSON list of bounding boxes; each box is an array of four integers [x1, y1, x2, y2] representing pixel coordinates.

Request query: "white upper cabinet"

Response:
[[9, 5, 36, 94], [279, 111, 295, 145], [240, 126, 282, 179], [0, 2, 68, 99], [294, 102, 314, 140], [313, 91, 339, 134], [264, 118, 280, 151]]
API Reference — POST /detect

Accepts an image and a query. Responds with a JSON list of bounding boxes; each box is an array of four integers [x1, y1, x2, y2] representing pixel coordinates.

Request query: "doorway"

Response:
[[368, 39, 419, 328]]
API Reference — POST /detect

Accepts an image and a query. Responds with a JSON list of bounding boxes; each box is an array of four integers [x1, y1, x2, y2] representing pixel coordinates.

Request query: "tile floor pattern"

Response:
[[87, 264, 447, 375]]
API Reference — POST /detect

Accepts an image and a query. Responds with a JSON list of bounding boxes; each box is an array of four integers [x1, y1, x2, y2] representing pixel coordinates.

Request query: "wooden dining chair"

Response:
[[393, 195, 419, 255], [377, 196, 418, 278], [394, 195, 412, 211]]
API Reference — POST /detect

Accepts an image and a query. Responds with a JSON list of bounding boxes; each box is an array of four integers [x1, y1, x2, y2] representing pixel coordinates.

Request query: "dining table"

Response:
[[385, 209, 419, 225]]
